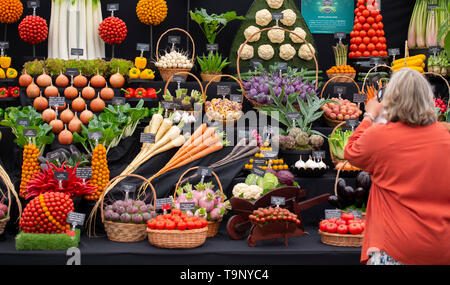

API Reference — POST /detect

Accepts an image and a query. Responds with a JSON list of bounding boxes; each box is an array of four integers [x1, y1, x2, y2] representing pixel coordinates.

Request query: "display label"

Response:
[[173, 75, 185, 83], [206, 44, 219, 52], [346, 119, 360, 128], [334, 86, 346, 95], [27, 0, 40, 9], [262, 150, 278, 158], [271, 196, 286, 206], [272, 13, 284, 21], [136, 43, 150, 52], [217, 85, 231, 97], [155, 197, 173, 210], [197, 166, 212, 177], [65, 68, 79, 77], [67, 212, 85, 226], [0, 42, 9, 49], [275, 62, 287, 73], [429, 46, 442, 55], [369, 57, 383, 65], [54, 171, 69, 181], [168, 36, 181, 45], [253, 158, 267, 166], [76, 167, 92, 179], [179, 202, 196, 212], [161, 101, 173, 110], [427, 3, 439, 10], [230, 94, 242, 103], [302, 0, 354, 34], [334, 32, 346, 40], [41, 163, 48, 170], [172, 102, 182, 109], [250, 59, 263, 69], [112, 97, 126, 106], [312, 150, 326, 160], [23, 128, 37, 137], [252, 166, 265, 177], [121, 183, 136, 193], [325, 209, 342, 220], [353, 93, 367, 103], [388, 48, 400, 57], [71, 48, 84, 56], [107, 3, 119, 11], [140, 133, 155, 144], [17, 118, 30, 127], [88, 131, 103, 140], [49, 97, 66, 107], [47, 150, 64, 161], [348, 209, 363, 219], [286, 112, 300, 120]]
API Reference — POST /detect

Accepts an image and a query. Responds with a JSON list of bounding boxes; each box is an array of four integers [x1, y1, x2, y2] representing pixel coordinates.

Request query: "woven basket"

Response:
[[174, 167, 226, 238], [90, 174, 157, 242], [204, 74, 244, 126], [0, 164, 22, 235], [423, 72, 450, 121], [156, 28, 195, 82], [147, 227, 208, 249], [0, 217, 9, 235], [163, 72, 205, 112], [327, 72, 356, 83], [236, 27, 320, 108], [201, 73, 222, 82], [329, 122, 361, 173], [361, 64, 394, 94], [319, 230, 363, 247]]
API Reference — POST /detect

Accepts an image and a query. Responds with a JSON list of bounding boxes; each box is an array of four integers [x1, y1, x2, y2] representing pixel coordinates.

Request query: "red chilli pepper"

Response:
[[135, 88, 147, 98], [121, 88, 135, 98], [146, 88, 161, 98], [9, 87, 20, 97], [0, 87, 8, 97]]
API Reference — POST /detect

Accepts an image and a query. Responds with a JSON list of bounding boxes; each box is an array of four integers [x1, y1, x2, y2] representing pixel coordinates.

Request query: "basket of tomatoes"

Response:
[[318, 212, 364, 247], [146, 209, 208, 249]]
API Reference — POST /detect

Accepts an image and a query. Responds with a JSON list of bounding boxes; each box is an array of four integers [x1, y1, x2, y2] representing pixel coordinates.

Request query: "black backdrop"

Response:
[[2, 0, 414, 73]]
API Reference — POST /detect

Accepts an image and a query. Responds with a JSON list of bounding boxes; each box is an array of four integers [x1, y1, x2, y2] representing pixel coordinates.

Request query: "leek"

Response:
[[79, 0, 87, 60], [59, 0, 69, 60], [86, 0, 95, 59], [68, 0, 78, 59]]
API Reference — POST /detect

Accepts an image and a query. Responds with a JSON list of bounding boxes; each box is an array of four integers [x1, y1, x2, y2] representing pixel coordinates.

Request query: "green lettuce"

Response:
[[328, 128, 353, 161]]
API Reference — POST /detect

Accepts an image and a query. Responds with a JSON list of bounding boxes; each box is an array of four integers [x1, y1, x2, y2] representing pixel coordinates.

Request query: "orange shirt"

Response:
[[344, 119, 450, 265]]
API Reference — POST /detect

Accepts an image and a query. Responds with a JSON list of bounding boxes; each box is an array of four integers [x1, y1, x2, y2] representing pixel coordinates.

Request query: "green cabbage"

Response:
[[257, 173, 279, 192], [245, 174, 258, 185], [328, 128, 353, 160]]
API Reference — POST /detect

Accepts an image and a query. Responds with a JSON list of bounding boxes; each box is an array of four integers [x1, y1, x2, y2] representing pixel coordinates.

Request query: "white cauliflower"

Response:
[[268, 28, 285, 43], [247, 185, 263, 200], [279, 44, 296, 60], [290, 27, 307, 43], [244, 26, 261, 42], [298, 43, 316, 61], [280, 9, 296, 26], [232, 183, 249, 198], [266, 0, 283, 9], [238, 44, 254, 60], [255, 9, 272, 27], [258, 45, 275, 60]]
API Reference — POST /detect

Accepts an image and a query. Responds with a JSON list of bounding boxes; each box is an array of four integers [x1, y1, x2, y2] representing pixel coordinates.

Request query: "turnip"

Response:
[[139, 205, 148, 212], [192, 190, 205, 203], [134, 200, 145, 207], [126, 206, 139, 214], [104, 210, 114, 220], [199, 193, 215, 212], [116, 206, 126, 215], [194, 208, 207, 220], [210, 207, 225, 221], [132, 214, 143, 224], [105, 205, 113, 212], [185, 192, 198, 206], [120, 213, 131, 223], [142, 212, 152, 222], [111, 212, 120, 221]]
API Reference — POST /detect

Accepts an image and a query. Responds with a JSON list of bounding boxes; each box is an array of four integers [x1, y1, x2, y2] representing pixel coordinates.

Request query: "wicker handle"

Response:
[[361, 64, 394, 93], [173, 166, 224, 202], [99, 174, 157, 223], [163, 71, 205, 101], [236, 26, 319, 91], [334, 160, 351, 196], [156, 28, 195, 63], [204, 74, 244, 107], [423, 72, 450, 109], [0, 165, 21, 219], [320, 76, 361, 98], [329, 121, 347, 165]]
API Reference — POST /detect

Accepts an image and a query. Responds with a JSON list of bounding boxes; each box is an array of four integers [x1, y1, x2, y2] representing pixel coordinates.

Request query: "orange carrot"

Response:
[[169, 124, 209, 161], [165, 142, 224, 172]]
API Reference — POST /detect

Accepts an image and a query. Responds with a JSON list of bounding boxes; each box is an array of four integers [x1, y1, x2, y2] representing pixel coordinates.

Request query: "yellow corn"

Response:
[[391, 54, 426, 66], [393, 66, 424, 73]]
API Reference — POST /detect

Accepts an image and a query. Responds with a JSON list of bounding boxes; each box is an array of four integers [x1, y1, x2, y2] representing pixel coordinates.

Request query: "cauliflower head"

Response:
[[266, 0, 283, 9], [244, 26, 261, 42], [280, 9, 296, 26], [258, 44, 275, 60], [290, 27, 306, 43], [279, 44, 296, 60], [255, 9, 272, 27], [298, 43, 316, 61], [232, 183, 249, 198], [268, 28, 285, 44], [238, 44, 254, 60], [247, 185, 263, 200]]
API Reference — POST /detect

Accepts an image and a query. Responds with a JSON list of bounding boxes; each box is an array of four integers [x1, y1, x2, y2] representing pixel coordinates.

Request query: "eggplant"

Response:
[[356, 171, 372, 191], [343, 186, 355, 204], [354, 197, 364, 208], [355, 187, 366, 199], [337, 178, 346, 199], [327, 195, 342, 209]]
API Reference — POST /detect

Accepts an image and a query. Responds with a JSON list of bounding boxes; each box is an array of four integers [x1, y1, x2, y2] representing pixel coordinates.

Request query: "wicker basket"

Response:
[[204, 74, 244, 126], [319, 230, 363, 247], [147, 227, 208, 249], [90, 174, 157, 242], [361, 64, 394, 94], [236, 27, 320, 108], [174, 167, 226, 238], [201, 73, 222, 82], [327, 72, 356, 83], [423, 72, 450, 122], [156, 28, 195, 82], [329, 122, 361, 173], [163, 71, 205, 112], [0, 164, 22, 235], [0, 217, 9, 234]]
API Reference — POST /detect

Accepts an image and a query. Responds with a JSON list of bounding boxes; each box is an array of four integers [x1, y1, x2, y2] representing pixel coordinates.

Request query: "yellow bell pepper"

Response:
[[134, 57, 147, 70], [129, 68, 141, 79], [0, 56, 11, 69], [139, 69, 155, 80], [6, 68, 17, 78], [0, 69, 5, 79]]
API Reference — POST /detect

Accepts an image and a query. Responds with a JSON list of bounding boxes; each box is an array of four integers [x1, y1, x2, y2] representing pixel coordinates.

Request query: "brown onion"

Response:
[[55, 71, 69, 87], [19, 71, 33, 87], [90, 94, 105, 113]]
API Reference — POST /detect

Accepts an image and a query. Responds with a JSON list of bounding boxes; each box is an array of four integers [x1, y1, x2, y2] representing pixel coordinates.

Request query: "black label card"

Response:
[[112, 97, 126, 106], [65, 68, 79, 77], [76, 167, 92, 179], [47, 150, 64, 161], [155, 197, 173, 210], [54, 171, 69, 181], [88, 131, 103, 140], [27, 0, 40, 8], [173, 75, 186, 83], [271, 196, 286, 206], [67, 212, 86, 226], [252, 166, 265, 177], [312, 150, 326, 160], [140, 133, 156, 144], [325, 209, 342, 220], [180, 202, 196, 212], [353, 93, 367, 103], [161, 101, 173, 110], [250, 59, 263, 69], [230, 94, 242, 103], [334, 86, 346, 95], [388, 48, 400, 56], [23, 128, 37, 137], [334, 32, 346, 39], [122, 183, 136, 193], [107, 3, 119, 11], [49, 96, 66, 107], [286, 112, 300, 120], [262, 150, 278, 158], [206, 44, 219, 52], [17, 118, 30, 127], [275, 62, 287, 73], [0, 42, 9, 49], [168, 36, 181, 45], [217, 85, 231, 96], [70, 48, 84, 56], [429, 46, 442, 55], [198, 166, 212, 177], [253, 158, 267, 166], [272, 13, 284, 20], [136, 43, 150, 52], [346, 119, 360, 128]]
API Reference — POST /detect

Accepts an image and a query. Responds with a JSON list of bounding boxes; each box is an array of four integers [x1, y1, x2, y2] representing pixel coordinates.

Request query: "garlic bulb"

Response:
[[305, 156, 318, 169], [317, 158, 327, 169], [295, 158, 305, 169]]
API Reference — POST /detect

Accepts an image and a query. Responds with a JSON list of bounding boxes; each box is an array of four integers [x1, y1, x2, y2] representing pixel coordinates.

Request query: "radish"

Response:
[[199, 193, 215, 212]]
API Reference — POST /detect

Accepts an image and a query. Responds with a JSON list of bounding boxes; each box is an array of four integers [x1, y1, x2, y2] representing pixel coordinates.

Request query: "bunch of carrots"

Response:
[[366, 80, 385, 102]]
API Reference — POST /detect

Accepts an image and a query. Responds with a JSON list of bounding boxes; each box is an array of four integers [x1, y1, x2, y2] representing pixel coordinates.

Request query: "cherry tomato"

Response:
[[363, 37, 371, 45], [380, 50, 388, 56], [337, 224, 349, 234], [371, 36, 379, 43], [363, 23, 371, 31], [379, 36, 386, 43], [367, 29, 376, 37], [358, 5, 366, 12], [147, 220, 156, 229], [355, 8, 359, 14], [326, 223, 338, 233], [367, 43, 375, 51], [366, 17, 375, 24], [382, 43, 387, 50], [355, 51, 362, 57], [371, 50, 380, 56], [349, 223, 363, 235], [378, 22, 384, 29], [353, 30, 360, 37], [350, 44, 358, 52], [357, 0, 365, 4], [362, 9, 370, 17], [358, 43, 367, 52], [350, 31, 355, 38], [376, 30, 384, 37], [359, 30, 367, 38], [350, 38, 355, 44]]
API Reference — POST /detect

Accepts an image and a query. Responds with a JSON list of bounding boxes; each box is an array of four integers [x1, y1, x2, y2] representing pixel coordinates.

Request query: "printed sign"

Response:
[[253, 158, 267, 166], [302, 0, 354, 34], [334, 32, 346, 39], [161, 101, 173, 110], [250, 59, 263, 69], [54, 171, 69, 181], [0, 42, 9, 49], [353, 93, 367, 103], [275, 62, 287, 73], [65, 68, 79, 77], [122, 183, 136, 193], [286, 112, 300, 120], [173, 74, 186, 83], [70, 48, 84, 56], [76, 167, 92, 179], [198, 166, 212, 177], [429, 46, 442, 55], [155, 197, 173, 210], [107, 3, 119, 11], [346, 119, 360, 128], [140, 133, 156, 144], [17, 119, 30, 127], [325, 209, 342, 220], [27, 0, 40, 9], [23, 129, 37, 137], [47, 150, 65, 161], [217, 85, 231, 96], [206, 44, 219, 52], [348, 209, 363, 219], [427, 3, 439, 10], [168, 36, 181, 45], [88, 131, 103, 140], [271, 196, 286, 206], [262, 150, 278, 158], [272, 13, 284, 21], [388, 48, 400, 57], [67, 212, 86, 226], [230, 94, 242, 103], [334, 86, 346, 95], [49, 97, 66, 107], [136, 43, 150, 52], [252, 166, 265, 177], [312, 150, 326, 160], [112, 97, 126, 105], [180, 202, 196, 212]]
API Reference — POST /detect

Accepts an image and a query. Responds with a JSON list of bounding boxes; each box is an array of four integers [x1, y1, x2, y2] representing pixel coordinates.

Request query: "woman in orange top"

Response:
[[344, 68, 450, 265]]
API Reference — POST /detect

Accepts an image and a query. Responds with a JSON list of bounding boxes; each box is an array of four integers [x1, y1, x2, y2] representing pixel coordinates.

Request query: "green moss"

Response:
[[15, 229, 80, 251], [229, 0, 317, 71]]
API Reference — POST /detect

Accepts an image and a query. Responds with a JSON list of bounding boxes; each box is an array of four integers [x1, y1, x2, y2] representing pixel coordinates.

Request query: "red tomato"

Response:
[[358, 16, 366, 23], [355, 8, 359, 14], [349, 51, 355, 58], [354, 37, 362, 45], [380, 50, 388, 56], [326, 223, 338, 233], [379, 36, 386, 43], [358, 43, 367, 52], [341, 213, 355, 222], [350, 31, 355, 38], [186, 221, 196, 230], [319, 221, 329, 232], [360, 222, 365, 231], [171, 209, 181, 216], [155, 220, 165, 230], [327, 218, 337, 224], [371, 23, 379, 30], [354, 23, 362, 31], [155, 215, 164, 220], [376, 29, 384, 37], [353, 31, 360, 37], [337, 224, 348, 234], [201, 220, 208, 228], [350, 38, 355, 44], [382, 43, 387, 50], [194, 220, 203, 229], [376, 42, 383, 50], [362, 9, 370, 17], [367, 43, 375, 51], [147, 220, 156, 229], [367, 29, 376, 37], [363, 23, 371, 31], [371, 36, 379, 43], [335, 219, 346, 226], [378, 22, 384, 29], [355, 51, 362, 57], [165, 221, 176, 230], [357, 0, 365, 5], [371, 9, 380, 17], [177, 221, 187, 231], [366, 16, 375, 24], [362, 37, 371, 45], [376, 14, 383, 22], [349, 223, 363, 235], [359, 30, 367, 38], [358, 5, 366, 12]]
